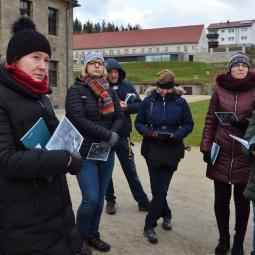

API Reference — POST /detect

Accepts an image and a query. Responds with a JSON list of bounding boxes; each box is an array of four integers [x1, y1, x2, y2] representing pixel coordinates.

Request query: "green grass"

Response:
[[122, 61, 225, 84], [130, 99, 209, 147], [73, 61, 226, 85]]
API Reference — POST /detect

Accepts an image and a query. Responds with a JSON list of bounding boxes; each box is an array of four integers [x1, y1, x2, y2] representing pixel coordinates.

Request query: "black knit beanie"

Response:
[[6, 17, 51, 64]]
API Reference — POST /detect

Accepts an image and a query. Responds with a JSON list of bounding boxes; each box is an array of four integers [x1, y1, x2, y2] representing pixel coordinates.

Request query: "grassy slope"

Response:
[[73, 61, 226, 84], [121, 61, 225, 84], [130, 99, 210, 147]]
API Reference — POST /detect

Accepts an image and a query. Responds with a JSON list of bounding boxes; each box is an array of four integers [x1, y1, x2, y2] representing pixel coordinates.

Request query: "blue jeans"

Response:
[[105, 137, 149, 207], [144, 160, 174, 230], [76, 152, 114, 238]]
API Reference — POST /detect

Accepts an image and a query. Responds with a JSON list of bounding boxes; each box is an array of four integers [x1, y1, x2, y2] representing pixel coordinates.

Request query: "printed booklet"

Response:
[[46, 116, 84, 152], [20, 117, 50, 149], [21, 116, 84, 153], [125, 93, 137, 103], [215, 112, 238, 125], [87, 142, 111, 161], [210, 142, 220, 165], [229, 134, 255, 149]]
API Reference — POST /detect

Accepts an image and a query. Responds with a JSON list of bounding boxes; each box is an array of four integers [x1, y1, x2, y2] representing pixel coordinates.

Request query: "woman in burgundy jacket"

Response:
[[201, 52, 255, 255]]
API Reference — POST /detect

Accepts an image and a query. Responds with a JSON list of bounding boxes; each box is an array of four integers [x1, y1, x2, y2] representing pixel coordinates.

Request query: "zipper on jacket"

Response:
[[163, 97, 166, 121], [229, 94, 238, 184]]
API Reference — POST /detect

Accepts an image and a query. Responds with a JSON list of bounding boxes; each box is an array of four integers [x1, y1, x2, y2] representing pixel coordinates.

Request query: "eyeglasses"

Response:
[[232, 63, 248, 68], [87, 60, 105, 66]]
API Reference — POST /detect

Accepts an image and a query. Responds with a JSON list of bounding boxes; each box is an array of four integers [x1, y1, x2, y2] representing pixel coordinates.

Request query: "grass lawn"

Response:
[[130, 99, 210, 147], [73, 61, 226, 85]]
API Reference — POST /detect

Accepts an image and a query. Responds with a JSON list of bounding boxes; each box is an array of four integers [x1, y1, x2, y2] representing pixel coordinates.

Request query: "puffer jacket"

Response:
[[106, 58, 142, 137], [243, 110, 255, 201], [65, 79, 124, 157], [200, 71, 255, 184], [135, 88, 194, 157], [0, 65, 80, 255]]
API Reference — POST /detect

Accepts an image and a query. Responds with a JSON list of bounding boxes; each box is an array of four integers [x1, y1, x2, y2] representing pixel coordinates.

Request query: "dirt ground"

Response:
[[67, 145, 253, 255]]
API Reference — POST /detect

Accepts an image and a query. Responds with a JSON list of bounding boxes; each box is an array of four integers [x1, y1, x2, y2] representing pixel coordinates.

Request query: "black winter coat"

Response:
[[110, 80, 141, 137], [65, 80, 124, 157], [0, 65, 80, 255], [106, 58, 142, 137]]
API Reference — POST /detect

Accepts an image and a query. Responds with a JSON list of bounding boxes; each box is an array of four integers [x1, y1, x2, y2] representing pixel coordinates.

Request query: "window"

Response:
[[155, 48, 159, 53], [165, 47, 168, 52], [132, 48, 136, 54], [109, 50, 113, 55], [184, 46, 188, 53], [124, 49, 129, 54], [49, 61, 58, 87], [228, 28, 234, 33], [228, 37, 234, 41], [241, 36, 247, 40], [48, 7, 57, 35], [221, 38, 225, 41], [117, 50, 120, 55], [221, 29, 225, 33], [241, 27, 248, 31], [20, 0, 31, 16], [141, 48, 145, 53], [177, 46, 180, 52], [148, 48, 152, 53]]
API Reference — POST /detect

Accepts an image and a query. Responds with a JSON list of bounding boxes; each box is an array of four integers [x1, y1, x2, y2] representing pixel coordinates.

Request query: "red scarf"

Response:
[[4, 64, 49, 94]]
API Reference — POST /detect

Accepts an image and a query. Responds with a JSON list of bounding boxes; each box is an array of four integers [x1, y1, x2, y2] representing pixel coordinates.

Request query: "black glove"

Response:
[[230, 118, 249, 132], [108, 132, 119, 147], [67, 152, 82, 175], [202, 152, 211, 165]]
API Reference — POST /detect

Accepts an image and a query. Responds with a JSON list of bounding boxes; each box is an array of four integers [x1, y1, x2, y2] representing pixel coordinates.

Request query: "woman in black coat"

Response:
[[0, 17, 82, 255], [65, 51, 124, 255]]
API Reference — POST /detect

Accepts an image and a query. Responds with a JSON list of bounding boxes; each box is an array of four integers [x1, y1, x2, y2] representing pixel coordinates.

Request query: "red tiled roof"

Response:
[[73, 25, 204, 49], [207, 20, 255, 30]]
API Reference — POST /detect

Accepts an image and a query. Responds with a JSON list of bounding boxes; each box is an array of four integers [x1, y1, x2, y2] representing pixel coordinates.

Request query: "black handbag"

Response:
[[148, 140, 184, 169], [146, 99, 184, 170]]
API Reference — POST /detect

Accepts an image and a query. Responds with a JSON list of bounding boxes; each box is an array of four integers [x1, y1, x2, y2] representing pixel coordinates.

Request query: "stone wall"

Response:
[[0, 0, 74, 108]]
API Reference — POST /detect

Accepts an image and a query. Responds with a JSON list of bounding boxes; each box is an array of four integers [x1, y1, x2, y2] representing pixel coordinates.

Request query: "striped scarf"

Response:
[[80, 74, 114, 115]]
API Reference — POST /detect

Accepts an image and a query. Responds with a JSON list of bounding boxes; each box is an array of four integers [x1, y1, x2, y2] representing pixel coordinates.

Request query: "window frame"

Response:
[[48, 61, 58, 87], [48, 7, 58, 36]]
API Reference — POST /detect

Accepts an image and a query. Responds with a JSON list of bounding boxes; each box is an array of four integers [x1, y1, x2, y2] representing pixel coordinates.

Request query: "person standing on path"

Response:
[[0, 17, 83, 255], [200, 52, 255, 255], [104, 58, 150, 215], [65, 52, 124, 255], [135, 69, 193, 244]]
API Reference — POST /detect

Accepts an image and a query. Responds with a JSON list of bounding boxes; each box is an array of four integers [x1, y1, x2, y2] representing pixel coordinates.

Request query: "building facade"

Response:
[[207, 19, 255, 48], [0, 0, 79, 107], [73, 25, 208, 67]]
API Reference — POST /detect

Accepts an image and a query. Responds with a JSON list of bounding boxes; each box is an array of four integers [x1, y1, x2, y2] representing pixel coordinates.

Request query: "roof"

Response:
[[207, 20, 255, 30], [73, 25, 204, 50]]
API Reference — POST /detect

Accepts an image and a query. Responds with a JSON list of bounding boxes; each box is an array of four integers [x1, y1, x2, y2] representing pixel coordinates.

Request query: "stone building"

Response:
[[0, 0, 79, 107]]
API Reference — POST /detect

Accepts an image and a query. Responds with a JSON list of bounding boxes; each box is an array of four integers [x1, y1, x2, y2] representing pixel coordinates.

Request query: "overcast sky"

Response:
[[74, 0, 255, 30]]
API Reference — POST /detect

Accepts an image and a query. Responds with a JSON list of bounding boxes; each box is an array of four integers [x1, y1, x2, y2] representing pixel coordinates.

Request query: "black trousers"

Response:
[[214, 181, 250, 244]]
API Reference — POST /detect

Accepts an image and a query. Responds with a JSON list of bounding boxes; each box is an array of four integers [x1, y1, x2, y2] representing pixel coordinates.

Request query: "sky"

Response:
[[74, 0, 255, 30]]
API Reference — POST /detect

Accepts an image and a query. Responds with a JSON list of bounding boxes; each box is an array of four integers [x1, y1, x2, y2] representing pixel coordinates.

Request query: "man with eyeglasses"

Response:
[[104, 58, 150, 215]]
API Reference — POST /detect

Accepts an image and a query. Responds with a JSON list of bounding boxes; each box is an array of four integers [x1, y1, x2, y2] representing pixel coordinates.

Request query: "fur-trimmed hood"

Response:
[[145, 86, 185, 96]]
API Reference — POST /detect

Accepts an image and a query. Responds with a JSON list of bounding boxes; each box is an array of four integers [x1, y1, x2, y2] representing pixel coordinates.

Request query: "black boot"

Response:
[[88, 233, 110, 252], [231, 236, 244, 255], [143, 228, 158, 244], [80, 240, 92, 255], [215, 238, 230, 255]]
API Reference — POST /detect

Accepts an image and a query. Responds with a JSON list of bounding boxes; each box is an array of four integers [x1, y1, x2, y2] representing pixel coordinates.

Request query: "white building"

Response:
[[207, 20, 255, 48], [73, 24, 208, 64]]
